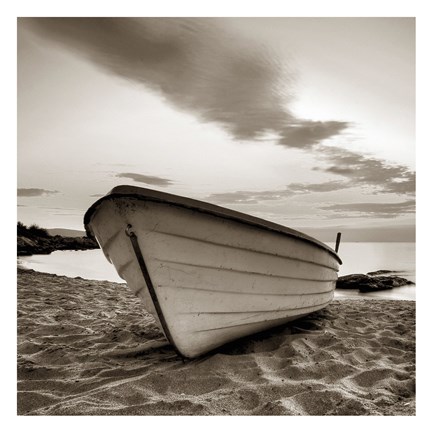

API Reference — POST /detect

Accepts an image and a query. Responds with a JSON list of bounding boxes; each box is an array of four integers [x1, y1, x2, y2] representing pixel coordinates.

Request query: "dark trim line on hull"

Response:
[[162, 284, 335, 296], [155, 259, 337, 282], [84, 185, 342, 265], [180, 302, 333, 315], [192, 300, 332, 333], [125, 225, 181, 357], [154, 230, 340, 271]]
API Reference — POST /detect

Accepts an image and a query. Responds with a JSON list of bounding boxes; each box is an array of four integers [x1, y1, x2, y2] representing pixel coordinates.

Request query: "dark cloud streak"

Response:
[[18, 188, 59, 197], [316, 146, 415, 195], [208, 189, 295, 205], [116, 172, 174, 186], [207, 181, 349, 205], [278, 121, 350, 149], [22, 17, 348, 148], [320, 199, 415, 219], [287, 180, 348, 193]]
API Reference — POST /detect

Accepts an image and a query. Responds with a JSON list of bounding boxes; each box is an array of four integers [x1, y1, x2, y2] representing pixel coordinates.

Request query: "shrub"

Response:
[[17, 221, 27, 236], [17, 222, 51, 238]]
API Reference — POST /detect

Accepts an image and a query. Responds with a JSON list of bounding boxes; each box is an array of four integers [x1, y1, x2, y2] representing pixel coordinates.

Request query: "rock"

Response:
[[359, 276, 414, 293], [366, 270, 404, 276], [336, 274, 370, 290], [336, 272, 414, 292], [366, 270, 394, 276], [17, 237, 39, 256]]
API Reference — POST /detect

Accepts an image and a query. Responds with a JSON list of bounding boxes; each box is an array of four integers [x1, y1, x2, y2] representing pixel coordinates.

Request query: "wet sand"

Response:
[[17, 268, 415, 415]]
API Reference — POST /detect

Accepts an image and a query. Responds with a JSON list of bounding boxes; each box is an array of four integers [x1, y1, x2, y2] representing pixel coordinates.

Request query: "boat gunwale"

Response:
[[84, 185, 342, 265]]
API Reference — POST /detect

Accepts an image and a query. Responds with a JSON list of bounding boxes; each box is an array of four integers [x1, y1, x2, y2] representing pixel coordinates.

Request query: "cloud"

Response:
[[287, 180, 348, 193], [37, 206, 78, 211], [278, 121, 350, 149], [116, 172, 174, 186], [18, 188, 59, 197], [21, 18, 413, 199], [207, 189, 295, 205], [207, 181, 349, 205], [320, 199, 415, 218], [316, 146, 416, 195], [21, 18, 348, 148]]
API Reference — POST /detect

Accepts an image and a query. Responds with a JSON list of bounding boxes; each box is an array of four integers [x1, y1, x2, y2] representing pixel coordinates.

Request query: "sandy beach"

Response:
[[17, 267, 415, 416]]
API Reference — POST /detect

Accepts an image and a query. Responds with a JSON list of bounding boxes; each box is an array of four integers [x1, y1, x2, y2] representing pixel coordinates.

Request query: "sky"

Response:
[[17, 17, 415, 241]]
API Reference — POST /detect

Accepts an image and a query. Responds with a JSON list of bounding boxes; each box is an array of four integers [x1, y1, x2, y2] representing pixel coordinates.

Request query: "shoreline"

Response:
[[17, 268, 415, 415]]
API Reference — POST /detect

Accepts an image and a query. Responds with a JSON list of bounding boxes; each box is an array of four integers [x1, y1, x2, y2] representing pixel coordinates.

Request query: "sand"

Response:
[[17, 267, 415, 416]]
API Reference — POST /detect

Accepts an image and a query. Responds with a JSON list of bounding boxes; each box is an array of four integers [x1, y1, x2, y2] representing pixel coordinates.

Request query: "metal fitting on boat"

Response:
[[125, 224, 135, 237]]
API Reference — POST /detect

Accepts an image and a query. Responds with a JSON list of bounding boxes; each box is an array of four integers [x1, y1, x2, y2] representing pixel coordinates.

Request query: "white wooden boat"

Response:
[[84, 186, 342, 358]]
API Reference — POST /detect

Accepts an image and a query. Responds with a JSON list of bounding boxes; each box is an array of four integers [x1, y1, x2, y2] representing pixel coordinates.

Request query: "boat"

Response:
[[84, 185, 342, 358]]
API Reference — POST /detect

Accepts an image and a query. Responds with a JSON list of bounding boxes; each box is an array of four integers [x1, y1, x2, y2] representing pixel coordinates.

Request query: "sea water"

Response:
[[18, 249, 124, 283], [18, 242, 416, 300], [330, 242, 415, 300]]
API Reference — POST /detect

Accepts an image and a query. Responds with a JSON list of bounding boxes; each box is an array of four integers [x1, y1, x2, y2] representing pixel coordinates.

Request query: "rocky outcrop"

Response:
[[17, 234, 99, 256], [366, 270, 404, 277], [336, 272, 414, 293]]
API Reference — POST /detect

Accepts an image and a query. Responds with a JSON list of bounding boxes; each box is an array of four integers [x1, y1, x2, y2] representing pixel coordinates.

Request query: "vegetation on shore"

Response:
[[17, 222, 99, 256]]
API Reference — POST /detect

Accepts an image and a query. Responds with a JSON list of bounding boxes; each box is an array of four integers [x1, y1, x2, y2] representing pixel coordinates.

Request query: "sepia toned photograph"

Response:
[[17, 14, 416, 416]]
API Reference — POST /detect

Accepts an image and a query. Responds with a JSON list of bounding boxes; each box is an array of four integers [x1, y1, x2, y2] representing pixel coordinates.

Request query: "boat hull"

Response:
[[85, 187, 341, 358]]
